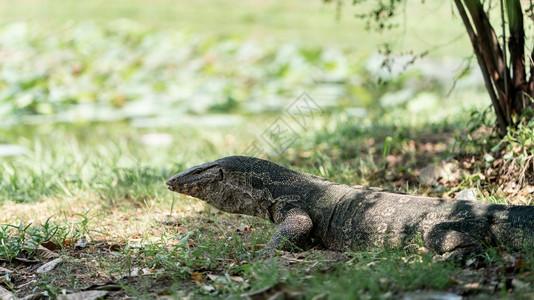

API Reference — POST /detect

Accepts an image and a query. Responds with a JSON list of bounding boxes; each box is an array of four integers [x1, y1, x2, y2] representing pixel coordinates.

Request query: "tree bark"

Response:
[[506, 0, 527, 115], [454, 0, 509, 135]]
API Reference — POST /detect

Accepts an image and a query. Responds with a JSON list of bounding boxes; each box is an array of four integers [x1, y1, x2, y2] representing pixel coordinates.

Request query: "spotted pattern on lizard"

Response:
[[166, 156, 534, 260]]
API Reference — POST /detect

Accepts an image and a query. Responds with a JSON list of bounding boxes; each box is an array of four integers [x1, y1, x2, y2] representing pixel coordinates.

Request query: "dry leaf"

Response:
[[58, 290, 109, 300], [191, 271, 204, 283], [206, 274, 219, 281], [462, 282, 483, 291], [36, 245, 59, 259], [40, 241, 61, 251], [229, 276, 244, 283], [19, 291, 46, 299], [141, 268, 157, 275], [82, 282, 122, 292], [253, 244, 265, 250], [14, 257, 39, 264], [0, 267, 13, 274], [0, 285, 15, 300], [36, 258, 63, 274], [206, 274, 243, 283]]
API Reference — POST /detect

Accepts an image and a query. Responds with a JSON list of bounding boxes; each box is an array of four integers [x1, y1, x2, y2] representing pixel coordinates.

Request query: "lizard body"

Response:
[[166, 156, 533, 259]]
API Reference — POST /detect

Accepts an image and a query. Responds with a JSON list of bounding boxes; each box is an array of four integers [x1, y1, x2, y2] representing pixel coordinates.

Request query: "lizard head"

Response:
[[166, 156, 277, 219], [167, 155, 328, 220]]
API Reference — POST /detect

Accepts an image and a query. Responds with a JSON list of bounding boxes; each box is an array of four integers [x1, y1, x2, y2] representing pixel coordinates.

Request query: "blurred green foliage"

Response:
[[0, 21, 484, 128]]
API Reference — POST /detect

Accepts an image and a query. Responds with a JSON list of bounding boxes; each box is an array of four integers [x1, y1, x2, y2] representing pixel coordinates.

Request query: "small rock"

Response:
[[456, 189, 477, 201], [418, 164, 445, 185], [418, 161, 459, 185]]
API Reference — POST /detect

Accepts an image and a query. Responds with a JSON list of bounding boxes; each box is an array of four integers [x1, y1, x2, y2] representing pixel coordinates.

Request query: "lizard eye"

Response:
[[219, 169, 224, 180]]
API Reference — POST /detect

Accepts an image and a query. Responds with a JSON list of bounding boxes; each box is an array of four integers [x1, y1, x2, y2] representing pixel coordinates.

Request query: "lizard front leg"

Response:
[[265, 208, 313, 251], [425, 223, 485, 263]]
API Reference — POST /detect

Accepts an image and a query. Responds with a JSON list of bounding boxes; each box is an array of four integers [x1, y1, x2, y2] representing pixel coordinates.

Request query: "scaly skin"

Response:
[[166, 156, 534, 260]]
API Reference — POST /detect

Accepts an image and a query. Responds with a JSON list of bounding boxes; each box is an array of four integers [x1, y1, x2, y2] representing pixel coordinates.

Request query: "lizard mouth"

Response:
[[166, 174, 189, 193], [166, 161, 221, 196], [165, 180, 175, 191], [165, 176, 192, 194]]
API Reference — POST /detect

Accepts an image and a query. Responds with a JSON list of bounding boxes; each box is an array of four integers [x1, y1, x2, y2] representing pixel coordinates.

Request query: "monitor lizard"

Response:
[[166, 156, 533, 260]]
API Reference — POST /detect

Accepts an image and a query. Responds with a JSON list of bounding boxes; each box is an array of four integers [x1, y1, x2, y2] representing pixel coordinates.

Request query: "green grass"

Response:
[[0, 123, 244, 205]]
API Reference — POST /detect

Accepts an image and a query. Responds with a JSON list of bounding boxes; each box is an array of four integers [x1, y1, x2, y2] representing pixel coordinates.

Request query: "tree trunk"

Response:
[[454, 0, 533, 135]]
